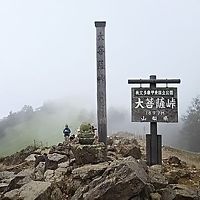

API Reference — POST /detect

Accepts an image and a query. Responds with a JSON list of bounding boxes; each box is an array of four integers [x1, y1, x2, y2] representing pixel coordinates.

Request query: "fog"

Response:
[[0, 98, 182, 156], [0, 1, 200, 154]]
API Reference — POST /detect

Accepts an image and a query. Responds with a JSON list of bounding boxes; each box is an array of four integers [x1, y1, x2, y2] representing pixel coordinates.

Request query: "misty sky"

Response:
[[0, 1, 200, 119]]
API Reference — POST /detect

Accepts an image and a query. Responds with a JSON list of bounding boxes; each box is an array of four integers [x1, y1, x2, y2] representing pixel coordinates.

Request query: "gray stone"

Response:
[[72, 156, 148, 200], [19, 180, 52, 200], [159, 187, 176, 200], [44, 170, 54, 182], [2, 189, 19, 200], [0, 183, 9, 193], [25, 154, 37, 162], [72, 144, 107, 165], [53, 167, 68, 182], [117, 144, 142, 159], [50, 187, 63, 200], [171, 184, 199, 199], [0, 171, 15, 183], [15, 169, 34, 187], [58, 161, 69, 168], [47, 153, 68, 163], [149, 165, 168, 189], [168, 156, 181, 166], [150, 193, 161, 200], [34, 162, 45, 181], [150, 165, 163, 173], [72, 162, 109, 180], [0, 170, 33, 193]]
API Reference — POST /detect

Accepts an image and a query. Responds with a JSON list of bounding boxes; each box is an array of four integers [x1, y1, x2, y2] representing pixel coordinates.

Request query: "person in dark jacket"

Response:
[[63, 124, 71, 141]]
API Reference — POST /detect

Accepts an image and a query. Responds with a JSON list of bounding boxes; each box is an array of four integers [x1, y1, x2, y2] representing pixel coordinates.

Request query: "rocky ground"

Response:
[[0, 135, 200, 200]]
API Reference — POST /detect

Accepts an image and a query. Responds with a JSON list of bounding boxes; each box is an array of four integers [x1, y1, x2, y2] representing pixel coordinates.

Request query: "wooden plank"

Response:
[[95, 21, 107, 144]]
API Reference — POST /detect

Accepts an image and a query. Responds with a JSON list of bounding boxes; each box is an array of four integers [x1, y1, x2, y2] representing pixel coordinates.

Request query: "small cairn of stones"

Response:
[[77, 123, 96, 145]]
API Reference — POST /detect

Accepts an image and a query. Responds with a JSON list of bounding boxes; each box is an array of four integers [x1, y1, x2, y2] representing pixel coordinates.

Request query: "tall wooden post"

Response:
[[95, 21, 107, 144]]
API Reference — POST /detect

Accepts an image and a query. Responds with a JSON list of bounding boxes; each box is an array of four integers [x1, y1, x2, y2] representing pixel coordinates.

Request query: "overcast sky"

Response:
[[0, 1, 200, 118]]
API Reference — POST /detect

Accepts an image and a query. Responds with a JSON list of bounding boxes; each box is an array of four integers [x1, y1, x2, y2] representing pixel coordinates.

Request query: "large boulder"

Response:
[[2, 188, 19, 200], [71, 156, 148, 200], [117, 144, 142, 159], [72, 162, 109, 181], [2, 181, 52, 200], [168, 156, 181, 165], [47, 153, 68, 164], [170, 184, 199, 199], [164, 169, 191, 184], [5, 169, 34, 192], [158, 187, 176, 200], [0, 171, 15, 183], [19, 181, 52, 200], [71, 144, 107, 165]]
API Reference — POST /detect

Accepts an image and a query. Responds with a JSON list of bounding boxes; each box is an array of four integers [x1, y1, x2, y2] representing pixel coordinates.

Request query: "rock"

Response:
[[44, 170, 54, 182], [165, 169, 191, 184], [129, 196, 142, 200], [119, 137, 139, 145], [168, 156, 181, 167], [19, 180, 52, 200], [49, 144, 70, 155], [78, 138, 95, 145], [34, 162, 45, 181], [25, 154, 37, 162], [107, 136, 138, 146], [150, 165, 163, 173], [77, 123, 96, 145], [117, 144, 142, 159], [53, 167, 68, 183], [71, 185, 89, 200], [170, 184, 199, 199], [0, 171, 15, 183], [64, 178, 82, 197], [0, 183, 9, 193], [71, 144, 107, 165], [44, 167, 67, 183], [34, 147, 50, 155], [2, 146, 36, 165], [47, 153, 68, 164], [4, 169, 34, 193], [50, 187, 63, 200], [158, 187, 176, 200], [72, 162, 109, 180], [72, 156, 148, 200], [34, 154, 47, 167], [138, 160, 148, 173], [149, 165, 168, 189], [2, 189, 19, 200], [165, 170, 179, 184], [58, 161, 69, 168], [150, 193, 161, 200]]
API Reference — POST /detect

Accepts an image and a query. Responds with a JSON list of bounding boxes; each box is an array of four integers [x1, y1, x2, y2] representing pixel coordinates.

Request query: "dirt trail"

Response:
[[162, 146, 200, 169], [137, 138, 200, 168]]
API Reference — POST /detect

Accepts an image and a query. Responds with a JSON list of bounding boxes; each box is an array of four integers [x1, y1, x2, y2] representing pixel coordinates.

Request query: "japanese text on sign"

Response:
[[131, 88, 178, 123]]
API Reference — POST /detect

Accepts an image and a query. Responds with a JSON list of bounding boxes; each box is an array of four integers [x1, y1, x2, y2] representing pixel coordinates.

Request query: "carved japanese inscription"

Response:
[[131, 87, 178, 122]]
